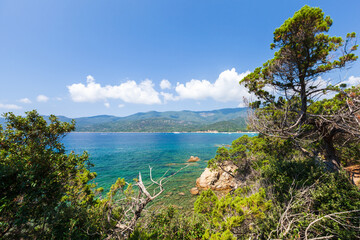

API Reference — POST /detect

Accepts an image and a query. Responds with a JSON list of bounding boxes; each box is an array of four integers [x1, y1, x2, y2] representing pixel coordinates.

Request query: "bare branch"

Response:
[[104, 164, 189, 239]]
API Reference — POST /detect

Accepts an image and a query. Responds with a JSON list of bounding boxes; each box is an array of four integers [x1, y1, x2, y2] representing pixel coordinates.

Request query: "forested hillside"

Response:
[[0, 108, 248, 132], [75, 108, 248, 132]]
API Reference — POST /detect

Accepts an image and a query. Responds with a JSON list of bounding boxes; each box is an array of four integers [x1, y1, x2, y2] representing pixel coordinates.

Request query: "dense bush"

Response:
[[0, 110, 101, 239], [129, 206, 207, 240]]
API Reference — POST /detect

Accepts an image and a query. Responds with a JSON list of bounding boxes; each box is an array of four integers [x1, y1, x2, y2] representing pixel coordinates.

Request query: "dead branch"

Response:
[[305, 210, 360, 240], [105, 164, 189, 239], [267, 178, 360, 240]]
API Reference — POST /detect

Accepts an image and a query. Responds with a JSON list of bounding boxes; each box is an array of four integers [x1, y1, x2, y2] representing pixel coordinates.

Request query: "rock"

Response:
[[178, 192, 185, 196], [345, 165, 360, 187], [190, 187, 199, 195], [187, 156, 200, 162], [196, 168, 219, 189], [196, 161, 239, 191]]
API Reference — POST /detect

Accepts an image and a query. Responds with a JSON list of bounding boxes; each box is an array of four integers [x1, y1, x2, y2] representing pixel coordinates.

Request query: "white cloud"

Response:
[[37, 95, 49, 102], [160, 79, 171, 90], [104, 102, 110, 108], [160, 92, 180, 102], [307, 76, 360, 100], [309, 76, 360, 93], [68, 76, 161, 105], [340, 76, 360, 88], [19, 98, 31, 104], [309, 76, 330, 90], [118, 104, 125, 108], [87, 75, 95, 84], [68, 70, 256, 107], [175, 68, 251, 102], [0, 103, 22, 109]]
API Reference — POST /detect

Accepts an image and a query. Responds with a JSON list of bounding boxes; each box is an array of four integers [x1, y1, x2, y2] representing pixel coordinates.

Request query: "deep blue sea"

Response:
[[62, 132, 256, 208]]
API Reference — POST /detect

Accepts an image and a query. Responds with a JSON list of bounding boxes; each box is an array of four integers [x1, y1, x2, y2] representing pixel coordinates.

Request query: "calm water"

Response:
[[62, 132, 256, 209]]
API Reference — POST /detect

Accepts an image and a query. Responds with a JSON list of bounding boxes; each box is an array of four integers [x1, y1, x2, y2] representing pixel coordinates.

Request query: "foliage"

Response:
[[194, 187, 272, 239], [0, 111, 175, 239], [203, 132, 359, 239], [0, 110, 101, 239], [308, 87, 360, 167], [260, 157, 360, 239], [194, 189, 218, 216], [129, 206, 207, 240], [240, 5, 359, 170], [208, 134, 297, 181], [242, 5, 357, 106]]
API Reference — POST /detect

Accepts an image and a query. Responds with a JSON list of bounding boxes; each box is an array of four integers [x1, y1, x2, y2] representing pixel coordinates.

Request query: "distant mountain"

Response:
[[121, 108, 247, 123], [74, 108, 248, 132], [0, 108, 249, 132]]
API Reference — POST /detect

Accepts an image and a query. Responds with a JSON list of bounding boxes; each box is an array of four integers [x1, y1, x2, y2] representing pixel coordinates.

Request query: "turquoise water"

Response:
[[63, 132, 256, 209]]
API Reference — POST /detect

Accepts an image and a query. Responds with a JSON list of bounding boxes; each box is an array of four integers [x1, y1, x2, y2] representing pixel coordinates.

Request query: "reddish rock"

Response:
[[190, 187, 199, 195], [187, 156, 200, 162]]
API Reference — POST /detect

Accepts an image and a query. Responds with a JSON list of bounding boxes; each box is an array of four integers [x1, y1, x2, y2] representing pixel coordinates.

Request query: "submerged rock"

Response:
[[196, 161, 239, 191], [190, 187, 199, 195]]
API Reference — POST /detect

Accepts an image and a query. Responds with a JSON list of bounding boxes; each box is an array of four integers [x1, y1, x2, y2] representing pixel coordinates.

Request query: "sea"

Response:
[[62, 132, 256, 210]]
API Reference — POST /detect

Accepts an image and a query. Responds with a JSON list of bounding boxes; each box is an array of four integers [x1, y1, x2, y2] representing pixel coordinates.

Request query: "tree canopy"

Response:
[[0, 110, 95, 238], [241, 5, 360, 170]]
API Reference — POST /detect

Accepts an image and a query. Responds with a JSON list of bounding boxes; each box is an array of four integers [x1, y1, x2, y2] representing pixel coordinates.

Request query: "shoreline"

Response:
[[71, 131, 259, 134]]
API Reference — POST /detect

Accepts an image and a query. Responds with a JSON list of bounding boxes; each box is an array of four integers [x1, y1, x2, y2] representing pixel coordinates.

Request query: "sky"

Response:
[[1, 0, 360, 118]]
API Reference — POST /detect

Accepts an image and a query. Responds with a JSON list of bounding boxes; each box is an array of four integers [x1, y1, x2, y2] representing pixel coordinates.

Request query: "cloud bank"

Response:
[[67, 69, 252, 107], [68, 75, 161, 105], [175, 68, 251, 102], [0, 103, 22, 109]]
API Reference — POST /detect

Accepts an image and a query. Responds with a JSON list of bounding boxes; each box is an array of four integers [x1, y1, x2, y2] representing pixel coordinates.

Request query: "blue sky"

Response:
[[1, 0, 360, 117]]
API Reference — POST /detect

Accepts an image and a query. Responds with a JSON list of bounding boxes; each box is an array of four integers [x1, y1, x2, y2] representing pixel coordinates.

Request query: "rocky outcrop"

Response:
[[196, 161, 239, 191], [187, 156, 200, 162]]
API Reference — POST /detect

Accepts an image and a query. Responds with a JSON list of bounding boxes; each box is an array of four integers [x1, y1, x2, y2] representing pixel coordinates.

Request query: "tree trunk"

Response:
[[322, 135, 341, 172], [300, 77, 307, 124]]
